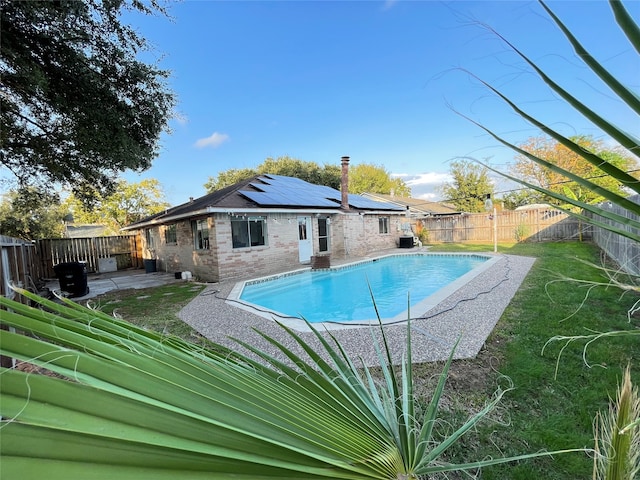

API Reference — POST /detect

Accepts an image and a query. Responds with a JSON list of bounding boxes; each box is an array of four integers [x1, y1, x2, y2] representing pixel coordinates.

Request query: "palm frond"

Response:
[[0, 288, 583, 479]]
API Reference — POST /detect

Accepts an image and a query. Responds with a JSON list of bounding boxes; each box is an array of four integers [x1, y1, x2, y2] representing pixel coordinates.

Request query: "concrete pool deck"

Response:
[[227, 252, 501, 331], [178, 249, 536, 366]]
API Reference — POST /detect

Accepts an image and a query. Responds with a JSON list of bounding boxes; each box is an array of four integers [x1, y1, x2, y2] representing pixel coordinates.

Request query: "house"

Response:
[[121, 158, 408, 282], [360, 192, 461, 245], [360, 193, 460, 216]]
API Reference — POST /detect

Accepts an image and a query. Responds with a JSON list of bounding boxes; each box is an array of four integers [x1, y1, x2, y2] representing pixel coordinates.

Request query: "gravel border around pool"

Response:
[[178, 253, 535, 366]]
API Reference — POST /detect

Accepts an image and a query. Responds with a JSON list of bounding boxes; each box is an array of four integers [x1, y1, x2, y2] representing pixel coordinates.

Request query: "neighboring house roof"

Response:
[[0, 234, 33, 246], [65, 224, 113, 238], [360, 193, 460, 216], [514, 203, 555, 211], [122, 174, 405, 231]]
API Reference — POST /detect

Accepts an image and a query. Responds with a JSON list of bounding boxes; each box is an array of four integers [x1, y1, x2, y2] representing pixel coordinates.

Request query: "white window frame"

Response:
[[379, 217, 390, 234]]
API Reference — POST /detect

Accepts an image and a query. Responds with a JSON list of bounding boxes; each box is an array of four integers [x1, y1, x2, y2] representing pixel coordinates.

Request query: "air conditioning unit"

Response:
[[398, 236, 414, 248]]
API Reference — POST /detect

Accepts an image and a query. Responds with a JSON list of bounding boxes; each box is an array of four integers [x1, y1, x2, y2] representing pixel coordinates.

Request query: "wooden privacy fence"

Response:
[[589, 194, 640, 276], [38, 235, 143, 278], [419, 207, 588, 244], [0, 235, 43, 300]]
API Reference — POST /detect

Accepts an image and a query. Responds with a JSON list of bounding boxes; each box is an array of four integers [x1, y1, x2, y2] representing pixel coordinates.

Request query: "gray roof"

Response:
[[65, 224, 112, 238], [360, 193, 460, 215], [123, 174, 404, 230]]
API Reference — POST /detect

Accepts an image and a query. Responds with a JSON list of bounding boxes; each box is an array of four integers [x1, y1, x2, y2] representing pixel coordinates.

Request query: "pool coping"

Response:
[[178, 251, 536, 366], [227, 252, 501, 332]]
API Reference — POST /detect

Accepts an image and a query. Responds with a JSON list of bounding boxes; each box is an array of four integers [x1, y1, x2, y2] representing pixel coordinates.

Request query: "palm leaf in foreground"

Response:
[[0, 289, 583, 479], [593, 364, 640, 480], [464, 0, 640, 241]]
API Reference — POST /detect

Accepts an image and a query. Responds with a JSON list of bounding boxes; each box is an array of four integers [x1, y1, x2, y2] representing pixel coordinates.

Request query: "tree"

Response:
[[348, 164, 411, 196], [204, 168, 259, 192], [462, 1, 640, 243], [204, 158, 410, 196], [501, 189, 546, 210], [510, 135, 637, 207], [204, 157, 342, 193], [462, 2, 640, 474], [259, 157, 340, 189], [64, 179, 170, 232], [438, 160, 494, 212], [0, 1, 175, 201], [0, 186, 66, 240]]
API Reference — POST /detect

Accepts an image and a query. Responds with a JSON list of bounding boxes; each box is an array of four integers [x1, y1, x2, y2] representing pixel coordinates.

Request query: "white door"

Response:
[[297, 216, 312, 263]]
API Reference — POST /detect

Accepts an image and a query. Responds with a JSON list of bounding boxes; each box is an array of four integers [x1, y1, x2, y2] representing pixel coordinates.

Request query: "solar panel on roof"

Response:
[[239, 189, 339, 207], [347, 195, 405, 210], [239, 175, 404, 210]]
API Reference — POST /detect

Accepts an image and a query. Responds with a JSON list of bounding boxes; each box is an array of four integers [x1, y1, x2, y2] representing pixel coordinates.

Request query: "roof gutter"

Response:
[[121, 206, 406, 231], [120, 207, 347, 231]]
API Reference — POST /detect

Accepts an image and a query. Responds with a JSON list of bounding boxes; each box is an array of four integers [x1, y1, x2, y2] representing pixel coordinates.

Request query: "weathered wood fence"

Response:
[[2, 234, 140, 368], [419, 207, 588, 244], [589, 195, 640, 276], [1, 235, 143, 290], [0, 235, 43, 300], [38, 235, 143, 278]]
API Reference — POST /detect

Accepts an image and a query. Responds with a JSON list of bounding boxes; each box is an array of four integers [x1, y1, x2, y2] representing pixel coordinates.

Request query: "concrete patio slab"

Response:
[[46, 270, 182, 300]]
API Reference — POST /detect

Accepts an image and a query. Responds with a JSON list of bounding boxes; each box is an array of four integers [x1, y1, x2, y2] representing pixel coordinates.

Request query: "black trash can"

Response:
[[144, 259, 157, 273], [53, 262, 89, 297]]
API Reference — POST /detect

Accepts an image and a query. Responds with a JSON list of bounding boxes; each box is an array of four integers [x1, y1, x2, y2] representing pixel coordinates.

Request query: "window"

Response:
[[192, 219, 210, 250], [144, 228, 155, 250], [231, 216, 266, 248], [379, 217, 390, 234], [318, 217, 329, 252], [298, 218, 308, 240], [164, 224, 177, 245]]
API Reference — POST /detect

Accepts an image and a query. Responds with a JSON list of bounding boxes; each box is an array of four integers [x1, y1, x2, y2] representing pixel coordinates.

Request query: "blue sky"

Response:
[[122, 0, 639, 205]]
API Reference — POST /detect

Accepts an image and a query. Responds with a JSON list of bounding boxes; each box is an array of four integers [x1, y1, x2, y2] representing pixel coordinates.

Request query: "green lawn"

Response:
[[90, 282, 208, 345], [88, 241, 639, 478], [427, 241, 639, 479]]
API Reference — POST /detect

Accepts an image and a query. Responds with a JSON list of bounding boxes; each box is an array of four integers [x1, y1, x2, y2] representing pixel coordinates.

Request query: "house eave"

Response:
[[122, 206, 407, 231], [121, 207, 343, 231], [343, 210, 406, 216]]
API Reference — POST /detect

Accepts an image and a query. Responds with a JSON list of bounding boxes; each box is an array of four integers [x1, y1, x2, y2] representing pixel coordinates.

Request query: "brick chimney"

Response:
[[341, 156, 350, 210]]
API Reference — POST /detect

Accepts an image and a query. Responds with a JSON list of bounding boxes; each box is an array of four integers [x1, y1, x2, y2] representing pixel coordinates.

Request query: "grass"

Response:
[[81, 241, 639, 478], [426, 241, 640, 479], [88, 282, 208, 344]]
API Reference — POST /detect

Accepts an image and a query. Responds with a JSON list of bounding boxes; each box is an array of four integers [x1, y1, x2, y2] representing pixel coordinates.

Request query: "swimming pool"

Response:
[[229, 253, 498, 329]]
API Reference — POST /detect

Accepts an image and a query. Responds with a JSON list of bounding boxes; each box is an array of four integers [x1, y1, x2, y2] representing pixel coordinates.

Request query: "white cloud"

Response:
[[194, 132, 230, 149], [391, 172, 451, 201], [403, 172, 451, 186], [382, 0, 398, 11]]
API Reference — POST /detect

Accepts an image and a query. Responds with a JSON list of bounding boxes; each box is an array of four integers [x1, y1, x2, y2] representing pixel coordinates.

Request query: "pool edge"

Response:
[[226, 252, 501, 332]]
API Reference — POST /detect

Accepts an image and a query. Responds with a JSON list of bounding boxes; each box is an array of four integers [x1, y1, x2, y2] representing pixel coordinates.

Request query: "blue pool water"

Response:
[[239, 254, 489, 323]]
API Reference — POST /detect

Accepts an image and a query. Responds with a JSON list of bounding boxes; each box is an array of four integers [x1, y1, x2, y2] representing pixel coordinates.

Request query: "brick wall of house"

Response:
[[213, 212, 302, 281], [140, 211, 407, 283], [339, 213, 403, 257], [148, 216, 220, 281]]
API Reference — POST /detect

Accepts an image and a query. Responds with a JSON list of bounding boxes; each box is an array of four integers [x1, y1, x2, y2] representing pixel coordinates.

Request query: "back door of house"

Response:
[[297, 216, 312, 263]]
